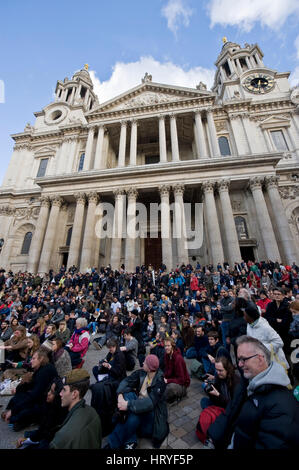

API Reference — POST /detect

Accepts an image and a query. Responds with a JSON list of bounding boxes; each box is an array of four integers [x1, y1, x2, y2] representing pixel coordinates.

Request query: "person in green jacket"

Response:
[[49, 369, 102, 449]]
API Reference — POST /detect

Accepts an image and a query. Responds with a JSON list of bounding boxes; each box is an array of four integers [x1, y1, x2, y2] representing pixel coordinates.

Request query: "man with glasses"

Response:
[[206, 336, 299, 449]]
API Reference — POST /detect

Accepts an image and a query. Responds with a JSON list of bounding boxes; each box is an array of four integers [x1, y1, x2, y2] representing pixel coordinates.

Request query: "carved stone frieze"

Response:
[[119, 92, 186, 110], [15, 206, 40, 220], [215, 120, 227, 132], [278, 186, 299, 200], [0, 206, 14, 216]]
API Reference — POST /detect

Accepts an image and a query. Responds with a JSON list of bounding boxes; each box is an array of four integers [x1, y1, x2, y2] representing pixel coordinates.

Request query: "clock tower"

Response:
[[212, 39, 291, 102]]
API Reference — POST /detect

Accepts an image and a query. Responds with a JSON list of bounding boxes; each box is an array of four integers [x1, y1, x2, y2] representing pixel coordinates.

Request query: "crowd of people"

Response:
[[0, 258, 298, 449]]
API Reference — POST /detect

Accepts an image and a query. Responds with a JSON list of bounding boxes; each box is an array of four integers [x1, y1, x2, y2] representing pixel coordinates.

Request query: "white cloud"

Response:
[[295, 35, 299, 60], [207, 0, 299, 31], [89, 56, 215, 104], [161, 0, 193, 35], [290, 66, 299, 87]]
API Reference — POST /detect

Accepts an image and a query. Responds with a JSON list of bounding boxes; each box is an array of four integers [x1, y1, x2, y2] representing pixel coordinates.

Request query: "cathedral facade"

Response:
[[0, 40, 299, 273]]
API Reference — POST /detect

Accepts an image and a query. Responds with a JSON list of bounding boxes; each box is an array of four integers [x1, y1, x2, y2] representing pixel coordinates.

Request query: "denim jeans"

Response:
[[88, 321, 98, 333], [108, 392, 154, 448], [200, 396, 213, 410], [220, 320, 231, 350], [202, 356, 216, 375], [185, 347, 197, 359]]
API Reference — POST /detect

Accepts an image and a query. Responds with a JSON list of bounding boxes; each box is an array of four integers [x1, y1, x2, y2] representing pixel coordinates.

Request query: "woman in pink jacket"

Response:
[[65, 318, 90, 367]]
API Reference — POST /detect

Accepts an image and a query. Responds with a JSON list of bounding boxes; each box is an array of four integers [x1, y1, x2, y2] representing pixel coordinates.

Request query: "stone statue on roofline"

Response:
[[142, 72, 152, 83], [196, 82, 207, 91]]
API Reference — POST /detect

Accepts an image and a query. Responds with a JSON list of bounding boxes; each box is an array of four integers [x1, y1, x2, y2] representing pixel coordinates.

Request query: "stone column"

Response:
[[236, 59, 242, 74], [217, 180, 242, 266], [245, 56, 251, 69], [202, 181, 224, 266], [125, 188, 138, 273], [227, 58, 236, 75], [80, 192, 99, 272], [249, 177, 281, 261], [129, 119, 138, 166], [27, 197, 51, 274], [66, 137, 78, 173], [194, 110, 208, 158], [94, 125, 106, 169], [57, 138, 70, 175], [67, 193, 86, 270], [265, 176, 298, 264], [206, 108, 220, 157], [38, 196, 63, 274], [84, 126, 95, 170], [118, 121, 127, 167], [159, 115, 167, 163], [173, 184, 188, 266], [159, 185, 173, 270], [170, 114, 180, 162], [240, 113, 252, 154], [111, 189, 125, 269]]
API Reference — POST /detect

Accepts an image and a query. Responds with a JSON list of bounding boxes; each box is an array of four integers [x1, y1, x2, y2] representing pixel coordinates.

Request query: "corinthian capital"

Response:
[[249, 177, 264, 191], [264, 175, 279, 190], [40, 196, 51, 208], [217, 179, 230, 192], [113, 189, 125, 199], [202, 180, 216, 193], [86, 191, 99, 204], [74, 192, 86, 204], [159, 185, 171, 197], [51, 196, 64, 207], [126, 188, 138, 200], [173, 183, 185, 196]]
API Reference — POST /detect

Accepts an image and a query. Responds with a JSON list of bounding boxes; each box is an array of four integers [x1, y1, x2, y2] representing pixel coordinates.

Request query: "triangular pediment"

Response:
[[259, 114, 291, 129], [34, 145, 57, 156], [88, 81, 213, 114]]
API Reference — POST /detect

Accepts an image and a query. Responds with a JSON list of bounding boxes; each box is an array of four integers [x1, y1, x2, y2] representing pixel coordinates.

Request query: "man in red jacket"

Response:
[[164, 337, 190, 403]]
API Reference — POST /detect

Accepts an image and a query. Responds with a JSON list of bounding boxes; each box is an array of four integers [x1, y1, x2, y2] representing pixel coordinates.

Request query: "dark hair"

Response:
[[69, 379, 90, 399], [244, 304, 260, 321], [215, 356, 235, 390], [53, 337, 63, 350], [208, 331, 219, 340], [273, 287, 284, 294], [124, 327, 132, 336], [107, 338, 119, 348]]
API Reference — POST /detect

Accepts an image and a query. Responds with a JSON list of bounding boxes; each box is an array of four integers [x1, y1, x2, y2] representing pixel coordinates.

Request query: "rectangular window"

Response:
[[145, 155, 159, 165], [270, 130, 289, 151], [78, 153, 85, 171], [37, 158, 48, 177]]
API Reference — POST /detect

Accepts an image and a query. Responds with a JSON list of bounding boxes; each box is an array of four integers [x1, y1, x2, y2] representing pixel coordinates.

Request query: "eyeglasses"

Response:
[[237, 354, 259, 364]]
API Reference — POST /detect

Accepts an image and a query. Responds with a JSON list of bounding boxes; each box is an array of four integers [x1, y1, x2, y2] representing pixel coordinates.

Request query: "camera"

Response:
[[205, 380, 215, 394], [201, 374, 210, 381]]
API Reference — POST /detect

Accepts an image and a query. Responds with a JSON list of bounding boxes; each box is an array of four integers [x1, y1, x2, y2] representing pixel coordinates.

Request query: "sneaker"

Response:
[[124, 442, 138, 450]]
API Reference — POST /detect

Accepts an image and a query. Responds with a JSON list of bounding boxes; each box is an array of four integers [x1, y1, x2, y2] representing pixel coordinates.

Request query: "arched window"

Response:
[[66, 227, 73, 246], [218, 136, 231, 156], [21, 232, 32, 255], [234, 217, 249, 240]]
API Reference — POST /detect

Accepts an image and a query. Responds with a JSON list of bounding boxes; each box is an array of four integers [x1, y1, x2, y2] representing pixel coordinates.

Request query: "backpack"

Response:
[[190, 359, 204, 379], [196, 405, 225, 443]]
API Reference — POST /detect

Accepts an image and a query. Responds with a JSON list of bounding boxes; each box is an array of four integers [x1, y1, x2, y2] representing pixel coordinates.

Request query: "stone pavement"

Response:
[[0, 333, 205, 449]]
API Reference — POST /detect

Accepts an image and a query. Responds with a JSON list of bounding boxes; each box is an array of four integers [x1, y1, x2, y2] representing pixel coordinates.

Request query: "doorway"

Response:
[[240, 246, 255, 263], [144, 233, 162, 269]]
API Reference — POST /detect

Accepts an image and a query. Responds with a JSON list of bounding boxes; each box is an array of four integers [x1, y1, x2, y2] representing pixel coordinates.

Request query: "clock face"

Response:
[[243, 74, 275, 94]]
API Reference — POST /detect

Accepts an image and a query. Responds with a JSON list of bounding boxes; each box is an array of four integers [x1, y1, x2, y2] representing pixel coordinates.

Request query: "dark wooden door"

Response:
[[144, 233, 162, 269]]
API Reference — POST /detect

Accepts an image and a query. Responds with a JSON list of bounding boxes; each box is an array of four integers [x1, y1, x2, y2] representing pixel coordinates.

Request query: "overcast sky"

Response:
[[1, 0, 299, 184]]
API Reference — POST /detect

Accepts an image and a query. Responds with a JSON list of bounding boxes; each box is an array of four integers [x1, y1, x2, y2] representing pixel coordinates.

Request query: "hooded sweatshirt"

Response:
[[247, 361, 290, 397], [247, 316, 289, 369]]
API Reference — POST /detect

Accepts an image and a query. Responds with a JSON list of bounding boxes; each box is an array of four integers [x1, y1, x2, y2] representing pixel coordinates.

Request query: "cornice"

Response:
[[34, 153, 283, 190], [86, 96, 216, 123]]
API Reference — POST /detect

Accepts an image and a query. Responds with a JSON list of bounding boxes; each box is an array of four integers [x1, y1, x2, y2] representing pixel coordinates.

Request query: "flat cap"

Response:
[[63, 368, 90, 385]]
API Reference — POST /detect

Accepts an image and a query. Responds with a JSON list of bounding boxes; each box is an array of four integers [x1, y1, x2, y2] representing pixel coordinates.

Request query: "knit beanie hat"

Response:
[[144, 354, 159, 372]]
